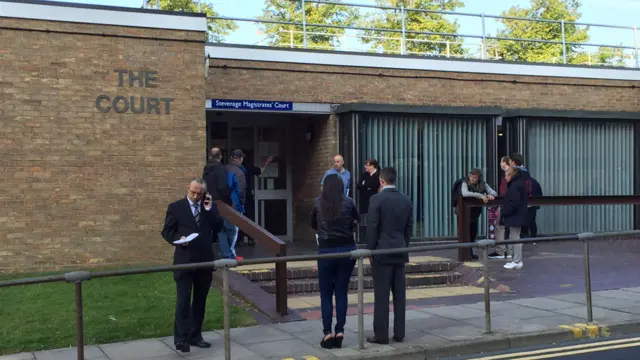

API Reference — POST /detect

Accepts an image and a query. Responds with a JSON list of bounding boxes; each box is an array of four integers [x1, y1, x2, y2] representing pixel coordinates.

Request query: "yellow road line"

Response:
[[468, 336, 640, 360], [514, 341, 640, 360]]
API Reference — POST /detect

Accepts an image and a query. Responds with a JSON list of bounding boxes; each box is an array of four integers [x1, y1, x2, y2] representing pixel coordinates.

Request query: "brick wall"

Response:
[[0, 19, 206, 272], [207, 59, 640, 112], [290, 115, 338, 241]]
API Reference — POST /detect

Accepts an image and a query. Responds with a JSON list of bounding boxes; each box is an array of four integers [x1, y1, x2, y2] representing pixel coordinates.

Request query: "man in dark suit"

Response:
[[161, 177, 223, 353], [365, 167, 413, 344]]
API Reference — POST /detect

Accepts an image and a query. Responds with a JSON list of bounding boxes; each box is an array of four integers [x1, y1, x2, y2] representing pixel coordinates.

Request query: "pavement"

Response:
[[7, 287, 640, 360]]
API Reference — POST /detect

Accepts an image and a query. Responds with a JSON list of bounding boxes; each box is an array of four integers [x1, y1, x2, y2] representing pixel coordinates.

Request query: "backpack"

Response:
[[451, 177, 465, 208]]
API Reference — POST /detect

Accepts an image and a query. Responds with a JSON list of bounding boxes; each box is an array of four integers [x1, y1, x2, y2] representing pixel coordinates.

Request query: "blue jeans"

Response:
[[218, 221, 238, 259], [317, 245, 356, 335]]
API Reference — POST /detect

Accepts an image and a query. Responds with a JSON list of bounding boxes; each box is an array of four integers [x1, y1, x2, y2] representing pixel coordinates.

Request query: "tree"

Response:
[[359, 0, 465, 57], [493, 0, 590, 64], [259, 0, 359, 50], [573, 46, 627, 66], [148, 0, 237, 42]]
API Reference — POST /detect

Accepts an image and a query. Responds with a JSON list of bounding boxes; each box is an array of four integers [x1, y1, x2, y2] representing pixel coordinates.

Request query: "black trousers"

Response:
[[173, 269, 213, 344], [372, 262, 406, 341], [469, 207, 482, 257], [521, 208, 538, 238]]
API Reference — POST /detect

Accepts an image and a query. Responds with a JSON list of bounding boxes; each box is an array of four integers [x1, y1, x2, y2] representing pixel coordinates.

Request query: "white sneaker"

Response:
[[503, 262, 523, 270]]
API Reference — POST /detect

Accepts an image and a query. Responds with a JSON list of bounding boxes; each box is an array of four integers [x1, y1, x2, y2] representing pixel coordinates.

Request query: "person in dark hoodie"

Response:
[[202, 147, 231, 206], [508, 153, 543, 241], [499, 166, 528, 270]]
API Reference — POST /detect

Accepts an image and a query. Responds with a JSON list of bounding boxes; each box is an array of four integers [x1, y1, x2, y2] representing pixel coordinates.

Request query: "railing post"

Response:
[[481, 14, 487, 60], [634, 26, 639, 68], [155, 0, 159, 9], [275, 246, 288, 316], [351, 249, 371, 350], [579, 232, 595, 322], [400, 5, 406, 55], [65, 271, 92, 360], [301, 0, 308, 49], [290, 29, 294, 48], [476, 239, 494, 334], [561, 20, 567, 64], [456, 198, 471, 262], [214, 259, 237, 360]]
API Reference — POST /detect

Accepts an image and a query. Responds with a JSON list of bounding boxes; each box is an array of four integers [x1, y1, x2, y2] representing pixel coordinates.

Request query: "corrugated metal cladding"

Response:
[[528, 120, 635, 233], [359, 114, 488, 238]]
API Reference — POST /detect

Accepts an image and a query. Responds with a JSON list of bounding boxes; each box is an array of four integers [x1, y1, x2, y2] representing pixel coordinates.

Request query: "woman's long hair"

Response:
[[318, 174, 344, 222]]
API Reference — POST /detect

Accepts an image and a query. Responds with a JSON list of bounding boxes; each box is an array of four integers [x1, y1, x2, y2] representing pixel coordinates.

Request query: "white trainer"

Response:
[[503, 262, 523, 270]]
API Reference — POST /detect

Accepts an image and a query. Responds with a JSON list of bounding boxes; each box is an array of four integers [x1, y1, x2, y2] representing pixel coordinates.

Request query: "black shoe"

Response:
[[366, 336, 389, 344], [393, 336, 404, 343], [488, 252, 505, 259], [175, 342, 190, 353], [320, 335, 335, 349], [334, 334, 344, 348], [189, 340, 211, 348], [471, 254, 479, 260]]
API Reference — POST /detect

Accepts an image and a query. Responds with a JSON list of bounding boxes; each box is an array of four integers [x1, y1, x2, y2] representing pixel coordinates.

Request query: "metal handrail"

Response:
[[2, 230, 639, 360], [202, 0, 640, 67]]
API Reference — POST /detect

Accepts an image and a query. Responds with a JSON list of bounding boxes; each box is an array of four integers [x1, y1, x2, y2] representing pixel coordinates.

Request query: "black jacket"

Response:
[[202, 160, 231, 206], [366, 187, 413, 265], [356, 171, 380, 213], [501, 174, 529, 228], [310, 196, 359, 248], [161, 197, 223, 265]]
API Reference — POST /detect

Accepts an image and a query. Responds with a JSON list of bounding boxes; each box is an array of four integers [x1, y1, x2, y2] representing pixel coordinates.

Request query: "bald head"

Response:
[[333, 154, 344, 171], [209, 147, 222, 162]]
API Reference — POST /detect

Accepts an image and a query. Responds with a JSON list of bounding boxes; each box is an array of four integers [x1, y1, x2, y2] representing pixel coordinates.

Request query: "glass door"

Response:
[[254, 125, 292, 242]]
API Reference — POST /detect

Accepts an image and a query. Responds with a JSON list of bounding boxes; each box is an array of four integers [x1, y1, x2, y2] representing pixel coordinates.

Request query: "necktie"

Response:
[[193, 203, 200, 226]]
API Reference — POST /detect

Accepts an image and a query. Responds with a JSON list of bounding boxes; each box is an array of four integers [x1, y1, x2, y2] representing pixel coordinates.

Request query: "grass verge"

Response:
[[0, 270, 257, 355]]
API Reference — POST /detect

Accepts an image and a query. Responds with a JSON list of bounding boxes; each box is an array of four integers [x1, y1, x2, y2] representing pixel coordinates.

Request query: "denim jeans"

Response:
[[218, 221, 238, 259], [317, 245, 356, 335]]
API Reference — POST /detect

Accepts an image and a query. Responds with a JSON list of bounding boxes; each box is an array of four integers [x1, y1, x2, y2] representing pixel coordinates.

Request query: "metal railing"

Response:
[[2, 230, 639, 360], [456, 195, 640, 262], [203, 0, 640, 68]]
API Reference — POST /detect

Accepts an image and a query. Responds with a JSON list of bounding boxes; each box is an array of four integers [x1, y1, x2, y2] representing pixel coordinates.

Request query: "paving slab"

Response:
[[0, 354, 35, 360], [596, 289, 640, 300], [505, 297, 580, 311], [33, 346, 105, 360], [216, 325, 296, 346], [406, 314, 466, 332], [245, 338, 332, 359], [99, 339, 177, 360], [552, 306, 640, 323], [423, 324, 487, 341], [418, 304, 486, 320]]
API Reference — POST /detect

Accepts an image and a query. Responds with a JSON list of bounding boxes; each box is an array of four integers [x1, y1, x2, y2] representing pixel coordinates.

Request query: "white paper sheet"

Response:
[[173, 233, 199, 244]]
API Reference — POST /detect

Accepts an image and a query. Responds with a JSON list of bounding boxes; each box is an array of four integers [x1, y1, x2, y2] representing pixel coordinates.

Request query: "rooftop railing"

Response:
[[194, 0, 640, 68]]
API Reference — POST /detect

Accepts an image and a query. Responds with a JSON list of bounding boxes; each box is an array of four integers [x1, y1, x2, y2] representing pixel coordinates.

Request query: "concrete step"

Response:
[[236, 260, 458, 282], [256, 271, 462, 294]]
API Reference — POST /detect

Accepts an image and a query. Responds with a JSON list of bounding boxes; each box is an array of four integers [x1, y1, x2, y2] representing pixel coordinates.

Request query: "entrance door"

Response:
[[253, 125, 292, 242], [226, 121, 292, 242]]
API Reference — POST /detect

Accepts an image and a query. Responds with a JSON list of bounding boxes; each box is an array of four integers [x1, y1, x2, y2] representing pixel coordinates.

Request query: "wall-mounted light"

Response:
[[204, 54, 210, 79], [305, 123, 315, 143]]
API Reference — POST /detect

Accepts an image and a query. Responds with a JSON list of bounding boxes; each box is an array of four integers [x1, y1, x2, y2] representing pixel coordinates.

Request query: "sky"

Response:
[[53, 0, 639, 59]]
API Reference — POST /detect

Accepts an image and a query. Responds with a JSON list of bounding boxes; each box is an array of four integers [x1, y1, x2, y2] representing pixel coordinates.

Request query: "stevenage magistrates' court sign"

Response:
[[95, 70, 175, 115]]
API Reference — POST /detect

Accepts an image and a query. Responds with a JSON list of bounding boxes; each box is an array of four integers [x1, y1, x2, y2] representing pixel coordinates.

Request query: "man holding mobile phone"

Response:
[[161, 177, 223, 353]]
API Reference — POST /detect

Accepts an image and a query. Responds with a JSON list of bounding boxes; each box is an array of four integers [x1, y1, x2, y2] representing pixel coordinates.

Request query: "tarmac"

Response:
[[6, 287, 640, 360]]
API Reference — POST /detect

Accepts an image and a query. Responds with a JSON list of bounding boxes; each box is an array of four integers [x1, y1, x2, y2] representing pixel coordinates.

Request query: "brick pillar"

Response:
[[291, 114, 339, 242]]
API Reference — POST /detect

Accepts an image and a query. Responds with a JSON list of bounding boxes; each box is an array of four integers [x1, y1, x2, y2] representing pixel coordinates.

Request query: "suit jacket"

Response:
[[161, 197, 223, 265], [366, 187, 413, 265]]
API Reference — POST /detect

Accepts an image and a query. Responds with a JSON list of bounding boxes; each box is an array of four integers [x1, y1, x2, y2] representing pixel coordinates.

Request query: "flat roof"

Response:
[[206, 44, 640, 82], [0, 0, 207, 32]]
